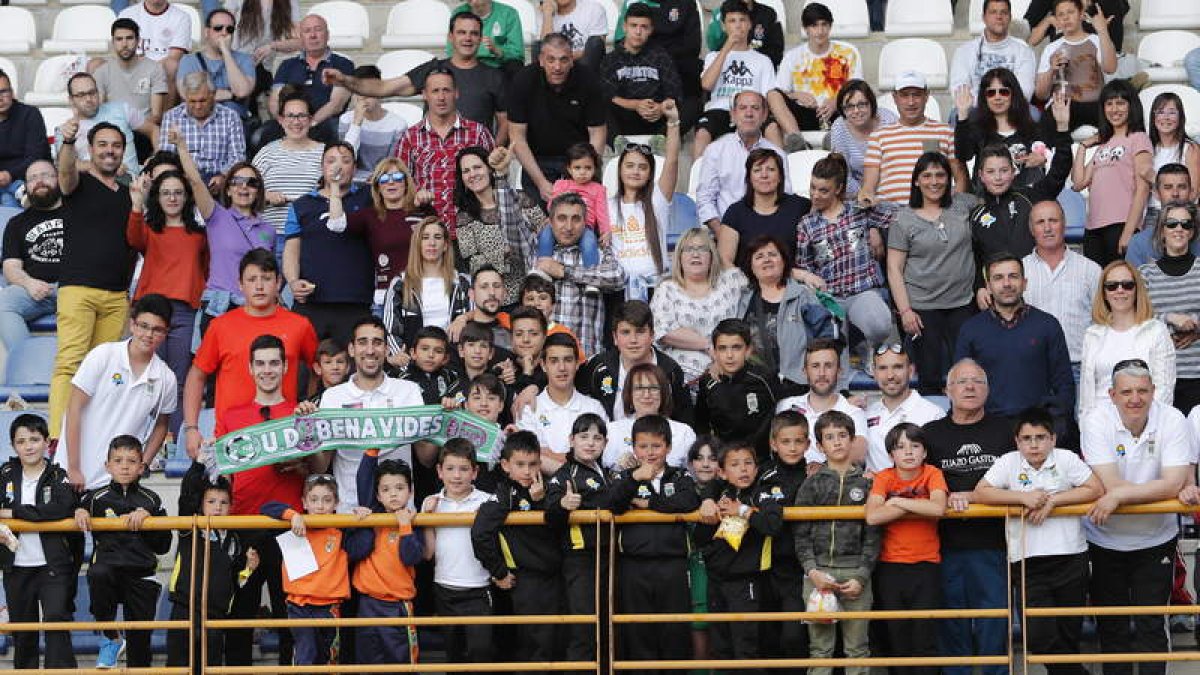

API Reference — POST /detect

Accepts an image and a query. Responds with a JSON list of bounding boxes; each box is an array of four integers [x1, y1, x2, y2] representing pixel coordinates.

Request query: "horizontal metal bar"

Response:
[[611, 656, 1012, 670], [207, 614, 597, 628], [613, 608, 1009, 622], [207, 662, 599, 673]]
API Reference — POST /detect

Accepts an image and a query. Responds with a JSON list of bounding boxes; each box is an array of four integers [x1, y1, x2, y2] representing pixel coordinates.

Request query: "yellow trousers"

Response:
[[49, 286, 128, 437]]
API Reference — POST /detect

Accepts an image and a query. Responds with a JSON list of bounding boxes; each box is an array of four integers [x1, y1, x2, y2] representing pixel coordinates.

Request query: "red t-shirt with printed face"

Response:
[[217, 400, 304, 516], [193, 306, 318, 420]]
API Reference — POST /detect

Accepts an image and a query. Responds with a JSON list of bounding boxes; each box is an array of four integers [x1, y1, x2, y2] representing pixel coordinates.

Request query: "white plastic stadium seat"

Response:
[[1139, 84, 1200, 139], [376, 50, 437, 80], [885, 0, 952, 36], [596, 0, 619, 38], [758, 0, 787, 32], [506, 0, 539, 42], [0, 7, 37, 54], [175, 3, 202, 47], [686, 160, 704, 201], [787, 150, 830, 199], [381, 0, 453, 50], [24, 55, 88, 107], [7, 0, 46, 6], [39, 107, 73, 148], [1138, 0, 1200, 31], [877, 38, 950, 90], [968, 0, 1032, 35], [0, 57, 19, 96], [807, 0, 869, 38], [381, 101, 424, 126], [42, 5, 117, 54], [1137, 31, 1200, 84], [310, 1, 371, 50], [877, 91, 943, 121]]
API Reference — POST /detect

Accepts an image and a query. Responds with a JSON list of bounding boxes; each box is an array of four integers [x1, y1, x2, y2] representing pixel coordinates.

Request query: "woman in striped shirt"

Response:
[[253, 88, 324, 260], [1138, 202, 1200, 413]]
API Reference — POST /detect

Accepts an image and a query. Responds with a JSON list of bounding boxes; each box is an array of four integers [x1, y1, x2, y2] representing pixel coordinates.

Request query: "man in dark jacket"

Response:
[[0, 69, 51, 208], [577, 300, 692, 423]]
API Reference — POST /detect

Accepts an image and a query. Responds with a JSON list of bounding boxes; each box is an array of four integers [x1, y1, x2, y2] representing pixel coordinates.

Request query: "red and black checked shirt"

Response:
[[394, 116, 495, 235]]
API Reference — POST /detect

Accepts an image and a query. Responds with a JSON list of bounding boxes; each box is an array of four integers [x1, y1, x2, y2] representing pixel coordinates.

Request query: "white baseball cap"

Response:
[[894, 70, 928, 91]]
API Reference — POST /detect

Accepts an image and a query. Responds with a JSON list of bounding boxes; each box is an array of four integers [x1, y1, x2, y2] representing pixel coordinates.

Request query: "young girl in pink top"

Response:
[[536, 142, 610, 268]]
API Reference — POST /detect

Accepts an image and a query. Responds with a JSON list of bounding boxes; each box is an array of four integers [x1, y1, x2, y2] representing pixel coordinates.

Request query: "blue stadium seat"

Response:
[[1, 335, 55, 402], [29, 315, 57, 332], [668, 193, 698, 254]]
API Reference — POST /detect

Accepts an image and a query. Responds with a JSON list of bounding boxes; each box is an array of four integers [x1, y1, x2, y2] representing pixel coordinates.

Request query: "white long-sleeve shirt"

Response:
[[695, 133, 790, 224]]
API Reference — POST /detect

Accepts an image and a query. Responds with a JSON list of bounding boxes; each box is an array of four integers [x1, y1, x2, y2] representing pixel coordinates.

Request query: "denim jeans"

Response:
[[0, 283, 57, 351], [0, 181, 23, 208], [156, 300, 196, 435], [939, 547, 1010, 675], [1186, 48, 1200, 91]]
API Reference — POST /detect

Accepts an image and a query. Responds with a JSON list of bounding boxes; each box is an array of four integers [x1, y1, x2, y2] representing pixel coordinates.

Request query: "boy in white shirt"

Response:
[[517, 333, 607, 474], [768, 2, 863, 145], [694, 0, 778, 156], [420, 439, 496, 668], [975, 407, 1103, 674]]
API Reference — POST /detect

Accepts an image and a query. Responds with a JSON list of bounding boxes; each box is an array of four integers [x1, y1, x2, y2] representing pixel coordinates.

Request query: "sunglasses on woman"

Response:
[[377, 171, 407, 185], [230, 176, 261, 188], [1103, 280, 1136, 291], [985, 87, 1011, 98], [1164, 218, 1196, 231]]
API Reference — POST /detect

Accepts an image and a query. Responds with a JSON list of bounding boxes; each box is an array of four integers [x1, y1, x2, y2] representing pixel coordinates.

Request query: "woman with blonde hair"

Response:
[[650, 227, 748, 385], [1138, 202, 1200, 412], [328, 157, 425, 312], [1077, 259, 1175, 419], [381, 217, 471, 371]]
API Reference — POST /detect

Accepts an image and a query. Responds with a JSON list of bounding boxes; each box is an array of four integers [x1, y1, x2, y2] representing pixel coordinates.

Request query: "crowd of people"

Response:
[[0, 0, 1198, 671]]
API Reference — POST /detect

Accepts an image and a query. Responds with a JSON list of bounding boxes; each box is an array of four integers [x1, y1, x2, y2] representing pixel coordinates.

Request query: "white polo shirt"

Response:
[[864, 391, 947, 473], [56, 339, 177, 491], [775, 393, 869, 464], [517, 389, 608, 456], [602, 417, 696, 470], [1081, 401, 1192, 551], [427, 487, 493, 588], [320, 375, 425, 513], [983, 449, 1094, 562]]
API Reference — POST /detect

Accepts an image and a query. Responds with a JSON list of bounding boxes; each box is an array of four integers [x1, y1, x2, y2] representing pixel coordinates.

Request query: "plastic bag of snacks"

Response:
[[714, 515, 749, 551]]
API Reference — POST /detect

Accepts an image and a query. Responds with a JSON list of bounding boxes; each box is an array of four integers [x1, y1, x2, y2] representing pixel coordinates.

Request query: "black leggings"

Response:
[[907, 304, 975, 395], [1083, 222, 1125, 269]]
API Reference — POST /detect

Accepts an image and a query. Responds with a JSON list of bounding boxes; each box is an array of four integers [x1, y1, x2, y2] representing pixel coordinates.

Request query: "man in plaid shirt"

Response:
[[533, 193, 626, 356], [157, 72, 246, 191], [393, 68, 494, 233]]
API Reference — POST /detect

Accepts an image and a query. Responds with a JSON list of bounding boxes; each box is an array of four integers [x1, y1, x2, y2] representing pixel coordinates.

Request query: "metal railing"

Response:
[[2, 501, 1198, 673]]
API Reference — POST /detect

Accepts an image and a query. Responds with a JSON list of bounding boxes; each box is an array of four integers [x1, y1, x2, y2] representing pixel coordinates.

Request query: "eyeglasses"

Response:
[[842, 101, 870, 111], [209, 24, 235, 33], [0, 88, 12, 97], [874, 343, 904, 355], [70, 89, 99, 100], [1112, 358, 1149, 376], [159, 189, 186, 199], [680, 245, 710, 255], [1103, 279, 1137, 291], [1154, 108, 1181, 118], [949, 376, 987, 386], [133, 320, 168, 336], [229, 175, 261, 188], [259, 405, 272, 421], [985, 87, 1012, 98], [305, 473, 336, 485], [1163, 218, 1195, 231], [632, 384, 661, 393], [935, 222, 947, 242], [283, 112, 311, 120], [376, 171, 407, 185]]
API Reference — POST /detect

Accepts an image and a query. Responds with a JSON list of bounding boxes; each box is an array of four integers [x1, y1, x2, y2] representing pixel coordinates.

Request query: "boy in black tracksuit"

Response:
[[694, 441, 783, 672], [471, 431, 563, 667], [403, 326, 464, 405], [545, 412, 619, 664], [167, 477, 258, 673], [757, 411, 810, 671], [75, 435, 173, 668], [0, 413, 81, 669], [695, 319, 787, 458], [610, 415, 701, 672]]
